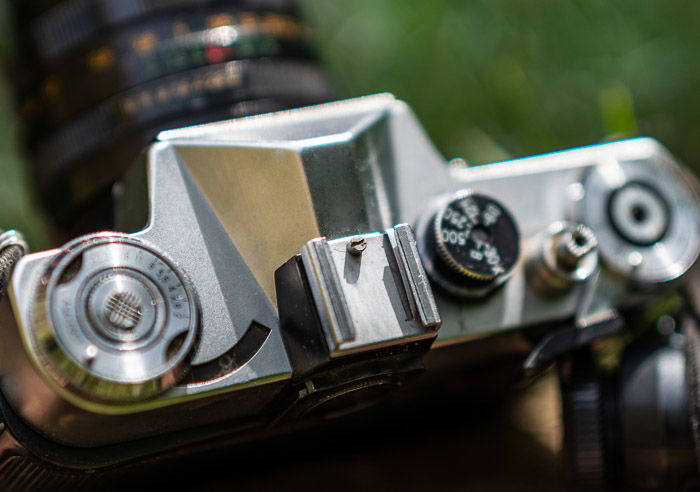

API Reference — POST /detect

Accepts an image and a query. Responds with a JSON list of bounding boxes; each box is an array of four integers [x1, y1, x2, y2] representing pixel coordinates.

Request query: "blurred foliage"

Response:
[[300, 0, 700, 168], [1, 1, 700, 248], [0, 6, 49, 248]]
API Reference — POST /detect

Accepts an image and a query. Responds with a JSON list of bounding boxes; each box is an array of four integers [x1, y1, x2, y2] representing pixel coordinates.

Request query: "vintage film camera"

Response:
[[2, 1, 700, 491], [0, 94, 698, 490]]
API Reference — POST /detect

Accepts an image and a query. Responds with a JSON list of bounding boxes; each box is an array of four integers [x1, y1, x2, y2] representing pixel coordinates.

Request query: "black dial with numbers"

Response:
[[432, 192, 520, 283]]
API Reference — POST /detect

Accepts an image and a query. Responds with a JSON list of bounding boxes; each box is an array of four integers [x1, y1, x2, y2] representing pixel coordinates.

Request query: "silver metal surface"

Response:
[[404, 138, 698, 345], [582, 158, 700, 283], [30, 234, 199, 402], [0, 94, 698, 451], [162, 96, 696, 347], [392, 223, 440, 328], [0, 95, 441, 444], [300, 224, 439, 356], [0, 230, 28, 255], [137, 96, 700, 349], [528, 222, 599, 294], [556, 223, 597, 269], [4, 144, 295, 420]]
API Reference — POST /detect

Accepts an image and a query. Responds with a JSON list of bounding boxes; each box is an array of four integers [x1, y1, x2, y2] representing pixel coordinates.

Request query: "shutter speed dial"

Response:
[[419, 191, 521, 297]]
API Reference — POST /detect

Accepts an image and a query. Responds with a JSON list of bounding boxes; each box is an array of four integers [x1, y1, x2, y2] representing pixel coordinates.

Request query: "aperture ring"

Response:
[[23, 23, 310, 129], [31, 0, 298, 61]]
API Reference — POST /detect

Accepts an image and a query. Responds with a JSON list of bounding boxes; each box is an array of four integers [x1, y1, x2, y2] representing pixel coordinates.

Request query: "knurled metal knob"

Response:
[[432, 192, 520, 283], [528, 222, 600, 294], [30, 233, 199, 403]]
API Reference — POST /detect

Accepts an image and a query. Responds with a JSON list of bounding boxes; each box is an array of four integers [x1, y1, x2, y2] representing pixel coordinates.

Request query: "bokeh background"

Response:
[[0, 5, 49, 247], [302, 0, 700, 166], [1, 1, 700, 248], [0, 2, 697, 489]]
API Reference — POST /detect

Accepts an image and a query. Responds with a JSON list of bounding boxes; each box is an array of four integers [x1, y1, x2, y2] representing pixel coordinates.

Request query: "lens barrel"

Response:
[[9, 0, 334, 230], [561, 315, 700, 491]]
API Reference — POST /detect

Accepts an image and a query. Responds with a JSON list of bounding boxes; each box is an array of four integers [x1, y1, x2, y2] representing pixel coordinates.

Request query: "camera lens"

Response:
[[22, 9, 314, 131], [9, 0, 335, 231], [561, 315, 700, 490]]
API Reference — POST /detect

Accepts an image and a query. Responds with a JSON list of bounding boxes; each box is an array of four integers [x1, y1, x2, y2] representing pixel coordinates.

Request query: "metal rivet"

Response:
[[628, 251, 643, 267], [347, 236, 367, 256], [85, 344, 98, 364], [566, 182, 586, 202]]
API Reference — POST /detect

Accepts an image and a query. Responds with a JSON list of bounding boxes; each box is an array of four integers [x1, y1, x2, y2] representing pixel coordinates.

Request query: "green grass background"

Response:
[[0, 6, 49, 247], [2, 1, 700, 248], [301, 0, 700, 165]]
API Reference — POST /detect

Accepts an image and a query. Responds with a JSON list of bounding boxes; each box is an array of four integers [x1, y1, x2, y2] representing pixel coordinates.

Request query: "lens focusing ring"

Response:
[[34, 59, 333, 187], [22, 11, 310, 128], [560, 349, 607, 489], [11, 0, 335, 229], [42, 95, 318, 224]]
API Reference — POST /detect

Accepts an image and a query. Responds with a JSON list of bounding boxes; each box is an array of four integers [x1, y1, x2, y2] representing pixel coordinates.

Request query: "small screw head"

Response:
[[347, 236, 367, 256], [656, 315, 676, 336]]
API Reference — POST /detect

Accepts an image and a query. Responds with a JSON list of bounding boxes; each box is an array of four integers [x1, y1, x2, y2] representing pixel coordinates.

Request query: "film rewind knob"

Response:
[[30, 234, 199, 402]]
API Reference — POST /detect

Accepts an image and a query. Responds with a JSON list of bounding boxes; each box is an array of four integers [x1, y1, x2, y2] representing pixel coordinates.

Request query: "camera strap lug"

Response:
[[0, 230, 27, 301]]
